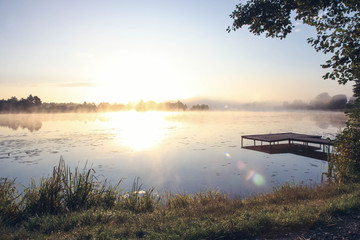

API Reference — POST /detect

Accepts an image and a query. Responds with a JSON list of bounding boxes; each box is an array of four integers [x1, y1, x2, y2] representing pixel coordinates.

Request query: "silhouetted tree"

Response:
[[98, 102, 111, 112], [309, 92, 332, 110], [145, 101, 157, 111], [34, 96, 42, 106], [329, 94, 347, 110], [136, 100, 146, 112], [190, 104, 209, 111], [173, 101, 187, 111]]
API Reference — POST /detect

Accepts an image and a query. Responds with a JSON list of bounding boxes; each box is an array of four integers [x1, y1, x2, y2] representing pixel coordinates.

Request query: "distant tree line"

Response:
[[283, 93, 351, 111], [0, 95, 210, 113], [0, 95, 42, 113], [190, 104, 209, 111], [134, 100, 189, 112], [0, 95, 97, 113]]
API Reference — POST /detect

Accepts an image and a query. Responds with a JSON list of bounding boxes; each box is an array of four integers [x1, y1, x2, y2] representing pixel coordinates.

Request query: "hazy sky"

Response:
[[0, 0, 354, 104]]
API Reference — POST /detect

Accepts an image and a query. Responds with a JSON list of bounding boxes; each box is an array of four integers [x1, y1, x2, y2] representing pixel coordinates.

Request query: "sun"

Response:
[[86, 48, 195, 104]]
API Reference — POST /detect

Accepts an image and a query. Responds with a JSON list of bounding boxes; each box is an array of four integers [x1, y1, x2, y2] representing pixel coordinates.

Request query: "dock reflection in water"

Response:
[[242, 144, 329, 161]]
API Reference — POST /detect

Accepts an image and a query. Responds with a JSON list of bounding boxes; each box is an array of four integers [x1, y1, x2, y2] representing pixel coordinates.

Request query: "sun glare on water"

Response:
[[107, 112, 177, 151]]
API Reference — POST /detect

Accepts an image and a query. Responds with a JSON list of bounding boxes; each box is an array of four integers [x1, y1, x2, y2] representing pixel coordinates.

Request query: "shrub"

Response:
[[331, 99, 360, 183]]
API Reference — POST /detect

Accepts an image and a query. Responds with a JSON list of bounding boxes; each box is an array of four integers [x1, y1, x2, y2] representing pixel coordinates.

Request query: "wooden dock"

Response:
[[241, 132, 332, 153]]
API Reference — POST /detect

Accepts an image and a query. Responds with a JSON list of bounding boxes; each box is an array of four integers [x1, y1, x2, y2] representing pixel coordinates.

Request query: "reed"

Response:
[[62, 159, 97, 211], [22, 159, 64, 215], [20, 157, 123, 218], [120, 177, 161, 213], [0, 178, 21, 225]]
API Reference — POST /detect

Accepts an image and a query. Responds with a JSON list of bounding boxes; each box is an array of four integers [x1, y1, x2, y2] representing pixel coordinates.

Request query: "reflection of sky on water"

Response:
[[0, 111, 344, 197]]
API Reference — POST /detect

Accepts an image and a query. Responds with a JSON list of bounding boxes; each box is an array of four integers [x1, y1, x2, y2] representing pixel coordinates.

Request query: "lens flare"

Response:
[[237, 161, 246, 170], [246, 170, 255, 181], [253, 174, 266, 186], [246, 170, 266, 186], [225, 152, 231, 158]]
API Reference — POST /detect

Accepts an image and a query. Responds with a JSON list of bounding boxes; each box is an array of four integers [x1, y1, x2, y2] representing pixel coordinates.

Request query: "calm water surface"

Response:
[[0, 111, 346, 197]]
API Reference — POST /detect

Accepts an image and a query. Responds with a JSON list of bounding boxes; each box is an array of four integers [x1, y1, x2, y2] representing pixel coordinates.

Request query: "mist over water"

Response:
[[0, 111, 346, 197]]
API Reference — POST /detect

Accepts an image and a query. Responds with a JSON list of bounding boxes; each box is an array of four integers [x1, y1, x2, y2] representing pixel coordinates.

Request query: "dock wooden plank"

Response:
[[241, 132, 332, 146]]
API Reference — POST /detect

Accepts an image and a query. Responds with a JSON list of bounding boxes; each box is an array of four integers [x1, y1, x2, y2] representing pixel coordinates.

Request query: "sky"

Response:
[[0, 0, 354, 104]]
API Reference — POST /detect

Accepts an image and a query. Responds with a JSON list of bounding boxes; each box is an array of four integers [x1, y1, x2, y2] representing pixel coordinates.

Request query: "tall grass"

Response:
[[2, 159, 360, 239], [0, 178, 21, 225], [165, 188, 229, 210], [62, 159, 97, 211], [22, 160, 64, 215], [120, 177, 160, 213], [0, 158, 159, 225]]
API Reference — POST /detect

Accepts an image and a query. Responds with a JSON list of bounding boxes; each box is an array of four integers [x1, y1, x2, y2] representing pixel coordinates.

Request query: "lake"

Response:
[[0, 111, 346, 197]]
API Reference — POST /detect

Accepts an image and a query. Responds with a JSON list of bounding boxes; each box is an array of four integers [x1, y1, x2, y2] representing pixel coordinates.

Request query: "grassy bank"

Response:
[[1, 160, 360, 239]]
